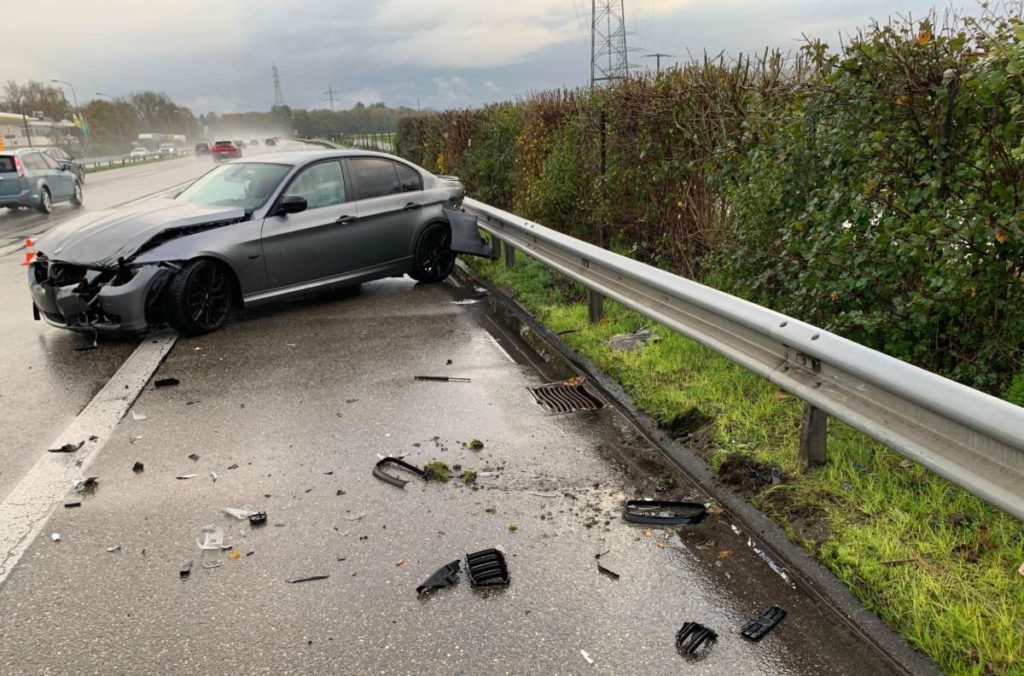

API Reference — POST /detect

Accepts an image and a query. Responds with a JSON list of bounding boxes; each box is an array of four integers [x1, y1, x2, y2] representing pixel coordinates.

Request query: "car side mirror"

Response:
[[275, 194, 307, 216]]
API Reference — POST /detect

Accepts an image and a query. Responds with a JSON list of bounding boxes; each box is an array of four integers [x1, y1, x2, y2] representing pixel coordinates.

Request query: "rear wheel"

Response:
[[36, 187, 52, 214], [410, 222, 455, 283], [77, 167, 86, 184], [164, 259, 233, 336], [71, 181, 83, 207]]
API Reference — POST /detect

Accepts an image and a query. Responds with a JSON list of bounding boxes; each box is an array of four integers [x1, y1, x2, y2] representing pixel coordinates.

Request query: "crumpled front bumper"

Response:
[[27, 261, 171, 333]]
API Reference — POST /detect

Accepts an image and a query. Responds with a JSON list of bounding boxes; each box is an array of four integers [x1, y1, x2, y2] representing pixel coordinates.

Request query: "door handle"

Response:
[[403, 202, 422, 210], [335, 214, 356, 224]]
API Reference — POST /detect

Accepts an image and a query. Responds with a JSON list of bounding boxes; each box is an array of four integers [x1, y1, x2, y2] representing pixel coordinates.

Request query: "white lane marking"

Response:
[[484, 331, 516, 364], [0, 330, 177, 587]]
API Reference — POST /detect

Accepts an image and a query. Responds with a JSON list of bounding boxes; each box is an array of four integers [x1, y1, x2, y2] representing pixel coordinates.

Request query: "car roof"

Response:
[[256, 149, 415, 166]]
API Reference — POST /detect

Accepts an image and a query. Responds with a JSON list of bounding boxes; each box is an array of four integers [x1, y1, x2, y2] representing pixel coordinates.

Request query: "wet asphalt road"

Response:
[[0, 144, 297, 503], [0, 238, 896, 673]]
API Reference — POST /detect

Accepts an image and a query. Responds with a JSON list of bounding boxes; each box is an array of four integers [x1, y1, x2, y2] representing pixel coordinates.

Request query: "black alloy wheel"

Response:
[[410, 223, 455, 282]]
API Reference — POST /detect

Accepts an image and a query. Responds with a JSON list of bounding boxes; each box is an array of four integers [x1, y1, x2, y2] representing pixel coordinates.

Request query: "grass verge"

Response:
[[469, 255, 1024, 675]]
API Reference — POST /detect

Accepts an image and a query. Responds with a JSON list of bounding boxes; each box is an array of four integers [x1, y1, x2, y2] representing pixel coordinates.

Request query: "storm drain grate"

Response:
[[528, 380, 604, 414]]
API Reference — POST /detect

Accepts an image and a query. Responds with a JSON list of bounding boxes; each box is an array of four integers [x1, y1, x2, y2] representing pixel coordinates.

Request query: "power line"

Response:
[[591, 0, 630, 87], [322, 84, 337, 111], [272, 65, 285, 107]]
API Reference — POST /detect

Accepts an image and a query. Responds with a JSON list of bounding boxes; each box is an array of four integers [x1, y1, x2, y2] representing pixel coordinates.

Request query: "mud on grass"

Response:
[[467, 255, 1024, 675]]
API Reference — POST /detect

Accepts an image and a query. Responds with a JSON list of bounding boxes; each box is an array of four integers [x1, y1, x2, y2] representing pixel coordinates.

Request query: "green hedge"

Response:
[[398, 11, 1024, 395]]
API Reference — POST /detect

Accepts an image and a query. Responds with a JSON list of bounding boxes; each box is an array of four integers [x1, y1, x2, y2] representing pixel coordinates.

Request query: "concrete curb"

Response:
[[455, 261, 939, 676]]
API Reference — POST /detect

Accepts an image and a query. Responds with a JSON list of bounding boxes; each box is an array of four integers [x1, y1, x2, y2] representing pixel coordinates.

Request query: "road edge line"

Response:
[[0, 330, 177, 587]]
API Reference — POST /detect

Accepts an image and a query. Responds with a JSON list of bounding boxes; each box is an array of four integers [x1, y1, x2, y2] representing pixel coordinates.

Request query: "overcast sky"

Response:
[[9, 0, 965, 114]]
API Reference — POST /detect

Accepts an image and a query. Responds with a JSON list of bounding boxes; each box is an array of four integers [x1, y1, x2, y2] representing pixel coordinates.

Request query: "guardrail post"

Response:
[[799, 403, 828, 470], [587, 289, 604, 323], [503, 241, 516, 267]]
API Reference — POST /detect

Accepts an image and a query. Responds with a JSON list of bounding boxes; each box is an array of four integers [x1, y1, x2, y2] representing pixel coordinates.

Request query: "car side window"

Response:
[[40, 154, 59, 170], [349, 158, 400, 200], [22, 153, 45, 170], [395, 163, 422, 193], [286, 161, 346, 209]]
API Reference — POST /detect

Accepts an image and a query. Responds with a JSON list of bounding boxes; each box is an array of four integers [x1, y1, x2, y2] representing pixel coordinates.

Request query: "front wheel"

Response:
[[163, 259, 233, 336], [71, 181, 83, 207], [36, 187, 52, 214], [409, 222, 455, 283]]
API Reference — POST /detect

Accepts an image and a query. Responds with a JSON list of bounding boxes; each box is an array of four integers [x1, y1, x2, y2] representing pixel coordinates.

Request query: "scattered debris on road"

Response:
[[202, 562, 221, 570], [343, 513, 368, 521], [747, 539, 796, 588], [581, 649, 595, 665], [72, 476, 98, 493], [176, 474, 198, 480], [132, 461, 144, 473], [48, 441, 84, 453], [422, 461, 451, 483], [395, 559, 406, 566], [623, 499, 707, 525], [607, 327, 660, 351], [50, 533, 60, 542], [285, 575, 330, 584], [197, 526, 229, 550], [180, 561, 192, 579], [675, 622, 716, 658], [227, 463, 239, 470], [460, 469, 478, 485], [154, 377, 180, 388], [597, 562, 620, 580], [249, 511, 267, 527], [228, 551, 242, 560], [373, 457, 427, 488], [466, 548, 510, 587], [740, 605, 787, 641], [131, 410, 147, 421], [414, 375, 472, 383], [223, 507, 258, 520], [63, 501, 81, 509], [417, 560, 462, 595], [467, 438, 484, 450], [188, 453, 200, 461], [106, 545, 120, 553]]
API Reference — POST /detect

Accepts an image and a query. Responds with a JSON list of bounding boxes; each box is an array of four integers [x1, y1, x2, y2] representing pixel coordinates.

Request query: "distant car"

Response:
[[264, 138, 277, 147], [195, 142, 211, 155], [41, 147, 86, 185], [28, 150, 490, 335], [211, 140, 241, 162], [0, 148, 82, 214], [249, 138, 260, 146], [129, 147, 150, 160], [159, 143, 176, 157]]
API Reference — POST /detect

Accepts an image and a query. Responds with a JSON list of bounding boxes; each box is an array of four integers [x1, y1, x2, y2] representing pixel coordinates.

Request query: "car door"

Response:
[[260, 159, 360, 291], [37, 153, 71, 198], [344, 157, 418, 270]]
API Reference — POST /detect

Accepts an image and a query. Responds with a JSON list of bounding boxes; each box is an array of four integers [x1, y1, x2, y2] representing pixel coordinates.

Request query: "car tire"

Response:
[[164, 259, 233, 336], [36, 187, 52, 215], [71, 181, 83, 207], [409, 222, 455, 283]]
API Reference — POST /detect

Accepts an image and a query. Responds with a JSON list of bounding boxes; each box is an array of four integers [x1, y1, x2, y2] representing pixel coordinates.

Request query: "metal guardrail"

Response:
[[462, 197, 1024, 521]]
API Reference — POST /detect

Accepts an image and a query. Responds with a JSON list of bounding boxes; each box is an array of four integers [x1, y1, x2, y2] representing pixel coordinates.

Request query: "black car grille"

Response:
[[48, 262, 89, 286]]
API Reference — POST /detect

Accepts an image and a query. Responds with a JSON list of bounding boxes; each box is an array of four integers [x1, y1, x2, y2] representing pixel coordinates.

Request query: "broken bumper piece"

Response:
[[416, 560, 462, 595], [623, 499, 707, 525], [675, 622, 717, 658], [740, 605, 787, 641], [373, 457, 427, 488], [27, 260, 169, 332]]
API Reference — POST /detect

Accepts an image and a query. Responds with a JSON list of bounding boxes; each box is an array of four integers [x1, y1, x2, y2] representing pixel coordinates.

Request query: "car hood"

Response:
[[36, 199, 245, 268]]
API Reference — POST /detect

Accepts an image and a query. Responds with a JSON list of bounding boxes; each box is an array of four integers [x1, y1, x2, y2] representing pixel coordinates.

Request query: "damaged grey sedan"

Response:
[[28, 150, 492, 336]]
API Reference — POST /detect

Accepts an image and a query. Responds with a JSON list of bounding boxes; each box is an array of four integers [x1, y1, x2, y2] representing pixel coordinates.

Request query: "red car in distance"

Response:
[[211, 140, 241, 162]]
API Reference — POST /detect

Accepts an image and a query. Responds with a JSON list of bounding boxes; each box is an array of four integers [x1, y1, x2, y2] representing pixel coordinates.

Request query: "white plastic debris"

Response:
[[223, 507, 258, 520], [343, 513, 368, 522], [730, 524, 742, 536], [50, 532, 61, 542], [747, 538, 796, 588], [581, 649, 594, 665], [210, 472, 218, 483], [106, 545, 121, 553], [451, 299, 482, 305], [131, 410, 147, 421], [197, 526, 230, 550]]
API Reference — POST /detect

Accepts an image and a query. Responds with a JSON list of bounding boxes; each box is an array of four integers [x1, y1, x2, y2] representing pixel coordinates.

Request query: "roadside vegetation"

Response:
[[397, 6, 1024, 674]]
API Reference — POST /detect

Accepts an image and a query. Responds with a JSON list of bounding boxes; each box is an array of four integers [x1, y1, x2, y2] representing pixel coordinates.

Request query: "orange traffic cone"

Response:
[[21, 238, 35, 266]]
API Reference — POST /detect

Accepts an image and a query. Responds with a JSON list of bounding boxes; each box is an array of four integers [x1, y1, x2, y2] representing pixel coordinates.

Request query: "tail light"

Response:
[[14, 156, 25, 178]]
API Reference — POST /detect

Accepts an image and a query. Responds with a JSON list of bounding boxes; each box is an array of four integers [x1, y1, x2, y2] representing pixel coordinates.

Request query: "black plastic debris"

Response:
[[414, 375, 472, 383], [373, 457, 428, 489], [154, 377, 180, 388], [132, 461, 144, 473], [188, 453, 200, 462], [466, 548, 510, 587], [48, 441, 84, 454], [740, 606, 787, 642], [180, 561, 193, 579], [597, 562, 620, 580], [675, 622, 717, 658], [416, 560, 462, 595], [249, 511, 268, 527], [64, 501, 82, 509], [286, 575, 329, 583], [623, 499, 707, 525]]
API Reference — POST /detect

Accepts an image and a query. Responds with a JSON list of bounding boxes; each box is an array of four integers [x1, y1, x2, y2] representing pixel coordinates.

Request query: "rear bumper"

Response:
[[0, 188, 35, 207], [27, 263, 169, 333]]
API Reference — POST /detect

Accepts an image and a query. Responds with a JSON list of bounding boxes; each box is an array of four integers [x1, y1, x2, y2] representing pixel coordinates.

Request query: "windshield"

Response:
[[175, 162, 291, 212]]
